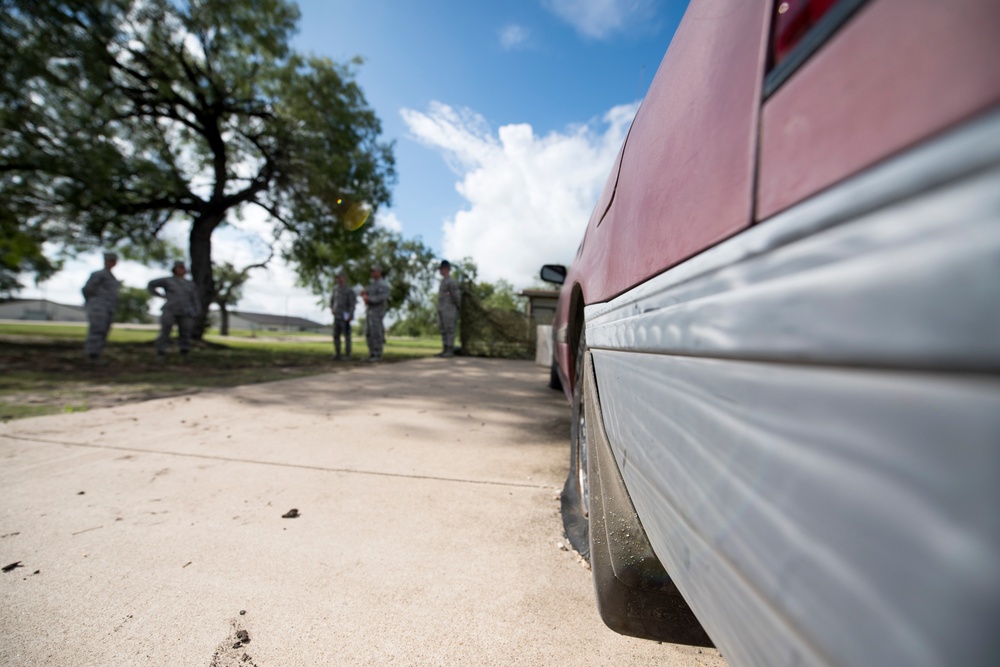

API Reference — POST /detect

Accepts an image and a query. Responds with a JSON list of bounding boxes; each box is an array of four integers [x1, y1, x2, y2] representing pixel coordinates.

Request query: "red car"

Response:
[[543, 0, 1000, 664]]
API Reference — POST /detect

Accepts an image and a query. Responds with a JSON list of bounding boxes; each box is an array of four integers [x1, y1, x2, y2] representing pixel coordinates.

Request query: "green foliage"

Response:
[[378, 256, 531, 356], [471, 278, 523, 313], [0, 211, 60, 296], [295, 226, 437, 319], [116, 239, 186, 266], [212, 261, 249, 308], [115, 285, 153, 323], [0, 0, 394, 336], [389, 302, 437, 337], [450, 258, 531, 358]]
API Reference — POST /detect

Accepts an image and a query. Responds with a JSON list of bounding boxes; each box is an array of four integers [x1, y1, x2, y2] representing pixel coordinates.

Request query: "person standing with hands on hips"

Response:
[[436, 259, 460, 358], [330, 271, 356, 360], [82, 252, 120, 364], [148, 260, 201, 362], [362, 265, 389, 362]]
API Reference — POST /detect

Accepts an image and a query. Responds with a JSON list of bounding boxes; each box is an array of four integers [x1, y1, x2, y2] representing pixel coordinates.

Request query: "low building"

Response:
[[518, 288, 560, 366], [226, 310, 326, 333], [0, 298, 87, 322], [517, 289, 560, 327]]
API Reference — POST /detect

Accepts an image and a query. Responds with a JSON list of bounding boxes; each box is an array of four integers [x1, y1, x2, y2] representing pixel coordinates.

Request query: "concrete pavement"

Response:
[[0, 357, 726, 666]]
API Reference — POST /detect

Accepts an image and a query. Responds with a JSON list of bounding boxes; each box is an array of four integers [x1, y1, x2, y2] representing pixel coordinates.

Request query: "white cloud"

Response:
[[499, 24, 530, 50], [400, 102, 497, 173], [375, 210, 403, 233], [401, 101, 638, 288], [543, 0, 658, 40]]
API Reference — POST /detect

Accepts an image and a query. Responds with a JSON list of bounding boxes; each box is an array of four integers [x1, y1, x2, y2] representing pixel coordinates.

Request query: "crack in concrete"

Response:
[[1, 433, 557, 491]]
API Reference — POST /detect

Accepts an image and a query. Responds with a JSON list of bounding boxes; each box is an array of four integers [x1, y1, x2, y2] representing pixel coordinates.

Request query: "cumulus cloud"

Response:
[[498, 24, 530, 50], [543, 0, 658, 40], [375, 210, 403, 233], [400, 102, 497, 172], [401, 101, 638, 287]]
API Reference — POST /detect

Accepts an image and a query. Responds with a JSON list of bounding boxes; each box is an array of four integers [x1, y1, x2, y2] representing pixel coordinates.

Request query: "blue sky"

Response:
[[22, 0, 690, 322], [294, 0, 686, 254]]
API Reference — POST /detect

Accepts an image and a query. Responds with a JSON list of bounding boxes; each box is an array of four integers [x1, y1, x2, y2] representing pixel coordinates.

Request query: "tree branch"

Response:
[[249, 198, 293, 231]]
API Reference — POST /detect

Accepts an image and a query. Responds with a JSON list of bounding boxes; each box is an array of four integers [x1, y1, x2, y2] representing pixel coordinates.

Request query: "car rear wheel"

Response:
[[548, 359, 563, 391]]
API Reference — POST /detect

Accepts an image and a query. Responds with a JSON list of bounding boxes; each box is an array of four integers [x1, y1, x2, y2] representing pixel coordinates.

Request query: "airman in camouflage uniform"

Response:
[[148, 261, 201, 360], [436, 259, 461, 358], [362, 265, 389, 362], [82, 252, 120, 363], [330, 271, 357, 360]]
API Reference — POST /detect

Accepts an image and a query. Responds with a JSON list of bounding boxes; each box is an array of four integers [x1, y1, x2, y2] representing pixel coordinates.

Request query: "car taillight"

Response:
[[770, 0, 839, 68]]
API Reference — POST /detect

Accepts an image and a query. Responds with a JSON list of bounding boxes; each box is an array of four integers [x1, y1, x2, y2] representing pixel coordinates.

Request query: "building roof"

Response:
[[517, 289, 560, 299], [229, 310, 325, 329]]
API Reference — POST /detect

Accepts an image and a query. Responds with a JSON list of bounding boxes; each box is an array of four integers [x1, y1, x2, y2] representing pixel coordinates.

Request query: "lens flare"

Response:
[[343, 203, 370, 231], [337, 197, 371, 231]]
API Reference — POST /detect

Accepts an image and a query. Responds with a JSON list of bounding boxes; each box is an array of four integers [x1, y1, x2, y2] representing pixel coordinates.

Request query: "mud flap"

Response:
[[583, 351, 714, 647]]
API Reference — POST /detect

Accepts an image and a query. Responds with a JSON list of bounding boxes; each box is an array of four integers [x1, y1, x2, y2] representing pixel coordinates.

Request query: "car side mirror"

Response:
[[540, 264, 567, 286]]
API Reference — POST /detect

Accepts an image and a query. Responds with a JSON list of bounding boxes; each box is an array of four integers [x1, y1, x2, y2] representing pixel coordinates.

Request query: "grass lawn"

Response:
[[0, 322, 440, 422]]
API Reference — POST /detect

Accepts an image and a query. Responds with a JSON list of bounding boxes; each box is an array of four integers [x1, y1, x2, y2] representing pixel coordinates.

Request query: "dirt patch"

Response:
[[210, 619, 258, 667]]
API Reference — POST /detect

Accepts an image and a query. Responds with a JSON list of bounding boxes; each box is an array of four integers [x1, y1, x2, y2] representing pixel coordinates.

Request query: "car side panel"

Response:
[[574, 0, 770, 306], [586, 113, 1000, 666], [553, 0, 771, 399], [758, 0, 1000, 219], [552, 281, 578, 403], [593, 352, 1000, 667]]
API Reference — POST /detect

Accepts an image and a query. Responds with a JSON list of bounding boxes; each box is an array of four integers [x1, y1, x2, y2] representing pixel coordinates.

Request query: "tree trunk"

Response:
[[220, 304, 229, 336], [189, 215, 222, 340]]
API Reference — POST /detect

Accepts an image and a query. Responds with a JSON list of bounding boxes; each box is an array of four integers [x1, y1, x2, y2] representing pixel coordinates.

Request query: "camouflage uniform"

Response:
[[148, 274, 201, 356], [364, 276, 390, 360], [330, 282, 357, 359], [82, 266, 120, 359], [437, 274, 461, 356]]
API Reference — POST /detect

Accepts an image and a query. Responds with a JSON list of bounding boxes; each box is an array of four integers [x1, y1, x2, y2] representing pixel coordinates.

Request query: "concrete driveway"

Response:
[[0, 357, 726, 666]]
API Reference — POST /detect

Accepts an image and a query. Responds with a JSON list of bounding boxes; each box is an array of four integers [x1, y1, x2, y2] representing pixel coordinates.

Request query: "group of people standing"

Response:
[[83, 253, 461, 365], [331, 260, 461, 362], [82, 255, 200, 364], [328, 264, 389, 362]]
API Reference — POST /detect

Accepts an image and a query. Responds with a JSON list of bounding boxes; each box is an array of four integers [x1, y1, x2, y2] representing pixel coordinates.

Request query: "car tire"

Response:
[[548, 360, 563, 391], [561, 330, 590, 559]]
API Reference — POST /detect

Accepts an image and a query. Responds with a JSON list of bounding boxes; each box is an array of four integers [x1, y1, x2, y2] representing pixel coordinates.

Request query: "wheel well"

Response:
[[568, 284, 586, 391]]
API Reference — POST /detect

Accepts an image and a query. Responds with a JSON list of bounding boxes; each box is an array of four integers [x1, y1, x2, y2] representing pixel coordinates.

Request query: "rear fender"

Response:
[[584, 350, 714, 646]]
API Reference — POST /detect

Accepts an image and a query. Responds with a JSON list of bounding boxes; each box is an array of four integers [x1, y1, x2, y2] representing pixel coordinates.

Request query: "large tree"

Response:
[[0, 0, 395, 334]]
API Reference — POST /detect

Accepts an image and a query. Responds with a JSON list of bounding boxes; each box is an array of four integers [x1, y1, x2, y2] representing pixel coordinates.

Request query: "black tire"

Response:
[[548, 359, 563, 391], [560, 330, 590, 559]]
